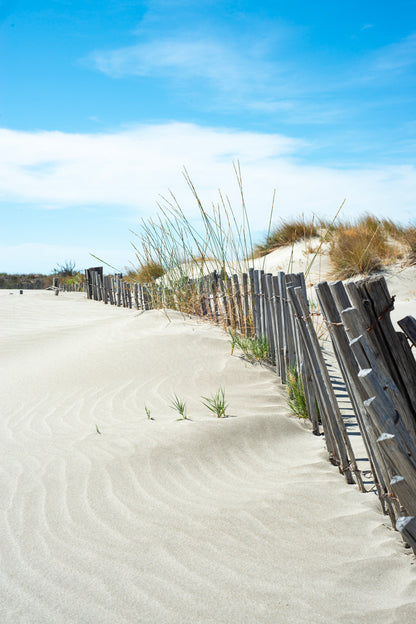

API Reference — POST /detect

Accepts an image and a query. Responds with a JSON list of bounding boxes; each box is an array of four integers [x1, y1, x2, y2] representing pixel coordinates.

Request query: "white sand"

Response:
[[1, 289, 416, 623]]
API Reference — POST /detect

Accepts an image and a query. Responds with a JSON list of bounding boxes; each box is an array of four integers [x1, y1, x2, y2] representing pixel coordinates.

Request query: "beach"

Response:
[[1, 288, 415, 623]]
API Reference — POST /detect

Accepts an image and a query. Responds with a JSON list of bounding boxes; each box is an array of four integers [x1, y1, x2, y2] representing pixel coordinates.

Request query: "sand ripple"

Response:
[[0, 291, 415, 623]]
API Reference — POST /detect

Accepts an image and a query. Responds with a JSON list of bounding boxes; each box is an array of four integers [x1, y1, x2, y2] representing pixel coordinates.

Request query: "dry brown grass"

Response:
[[254, 218, 320, 257], [401, 226, 416, 265], [328, 215, 391, 279], [126, 261, 165, 283]]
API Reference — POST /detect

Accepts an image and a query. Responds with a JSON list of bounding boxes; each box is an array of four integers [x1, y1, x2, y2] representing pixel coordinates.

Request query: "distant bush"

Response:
[[53, 259, 77, 277], [0, 273, 50, 289]]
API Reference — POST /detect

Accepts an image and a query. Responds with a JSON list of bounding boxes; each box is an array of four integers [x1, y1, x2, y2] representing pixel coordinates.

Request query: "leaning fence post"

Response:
[[396, 516, 416, 553]]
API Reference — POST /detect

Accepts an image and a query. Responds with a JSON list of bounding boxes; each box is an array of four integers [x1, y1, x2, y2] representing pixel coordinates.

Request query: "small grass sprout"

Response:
[[201, 387, 228, 418], [144, 405, 153, 420], [95, 424, 102, 434], [170, 394, 188, 420]]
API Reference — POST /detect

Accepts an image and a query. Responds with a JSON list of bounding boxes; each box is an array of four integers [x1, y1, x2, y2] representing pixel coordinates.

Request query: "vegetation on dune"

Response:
[[254, 217, 321, 258], [129, 164, 257, 318], [286, 368, 309, 419], [201, 387, 228, 418], [253, 209, 416, 280], [228, 329, 270, 364], [125, 261, 165, 284], [401, 226, 416, 265], [328, 215, 416, 279], [328, 215, 391, 280], [170, 394, 188, 420]]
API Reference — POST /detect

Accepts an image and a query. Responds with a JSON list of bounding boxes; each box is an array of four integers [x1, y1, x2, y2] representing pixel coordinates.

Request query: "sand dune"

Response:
[[1, 289, 415, 623]]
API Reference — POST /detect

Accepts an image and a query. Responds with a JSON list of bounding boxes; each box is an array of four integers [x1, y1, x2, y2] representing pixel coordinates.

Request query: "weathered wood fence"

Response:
[[83, 266, 416, 553]]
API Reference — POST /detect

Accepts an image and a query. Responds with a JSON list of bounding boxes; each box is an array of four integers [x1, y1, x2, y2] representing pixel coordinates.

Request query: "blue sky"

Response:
[[1, 0, 416, 273]]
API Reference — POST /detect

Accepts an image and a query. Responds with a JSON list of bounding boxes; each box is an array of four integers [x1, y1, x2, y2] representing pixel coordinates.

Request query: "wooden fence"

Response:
[[82, 266, 416, 553]]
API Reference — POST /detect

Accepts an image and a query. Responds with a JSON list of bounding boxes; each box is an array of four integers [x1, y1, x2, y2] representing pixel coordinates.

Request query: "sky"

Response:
[[1, 0, 416, 273]]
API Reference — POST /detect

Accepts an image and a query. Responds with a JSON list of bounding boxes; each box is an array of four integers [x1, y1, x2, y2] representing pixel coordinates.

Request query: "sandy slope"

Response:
[[0, 289, 415, 624]]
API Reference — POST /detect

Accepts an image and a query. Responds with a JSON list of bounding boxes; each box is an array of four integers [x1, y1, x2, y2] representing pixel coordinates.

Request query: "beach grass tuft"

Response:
[[170, 395, 188, 420], [286, 368, 308, 419], [328, 215, 391, 279], [201, 387, 228, 418], [254, 217, 320, 258]]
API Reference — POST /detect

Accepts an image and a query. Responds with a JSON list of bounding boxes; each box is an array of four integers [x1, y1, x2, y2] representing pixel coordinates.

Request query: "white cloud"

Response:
[[1, 122, 416, 232]]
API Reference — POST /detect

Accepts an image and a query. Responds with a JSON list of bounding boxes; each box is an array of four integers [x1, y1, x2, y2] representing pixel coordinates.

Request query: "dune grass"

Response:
[[251, 208, 416, 280], [170, 395, 188, 420], [129, 164, 258, 320], [286, 368, 308, 419], [228, 329, 270, 364], [328, 215, 391, 279], [401, 226, 416, 264], [327, 214, 416, 279], [125, 261, 165, 284], [254, 217, 321, 258], [201, 387, 228, 418], [127, 166, 415, 319]]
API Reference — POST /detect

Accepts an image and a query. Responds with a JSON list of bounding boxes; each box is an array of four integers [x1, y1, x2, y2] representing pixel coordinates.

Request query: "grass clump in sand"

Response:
[[201, 387, 228, 418], [286, 368, 308, 419], [170, 395, 188, 420], [401, 226, 416, 265], [228, 329, 270, 364], [328, 215, 391, 280], [126, 261, 165, 284], [254, 217, 320, 258]]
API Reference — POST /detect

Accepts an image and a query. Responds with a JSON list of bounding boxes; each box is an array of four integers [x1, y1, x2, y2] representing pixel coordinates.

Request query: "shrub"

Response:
[[54, 260, 77, 277]]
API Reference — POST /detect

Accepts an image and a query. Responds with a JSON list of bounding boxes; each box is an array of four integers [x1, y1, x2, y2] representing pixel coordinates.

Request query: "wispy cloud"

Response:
[[85, 17, 416, 130], [1, 123, 415, 229], [87, 33, 282, 99], [372, 33, 416, 72], [91, 39, 237, 82]]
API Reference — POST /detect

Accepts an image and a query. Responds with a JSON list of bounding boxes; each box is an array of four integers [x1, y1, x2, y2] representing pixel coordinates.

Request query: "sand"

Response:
[[1, 288, 416, 623]]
